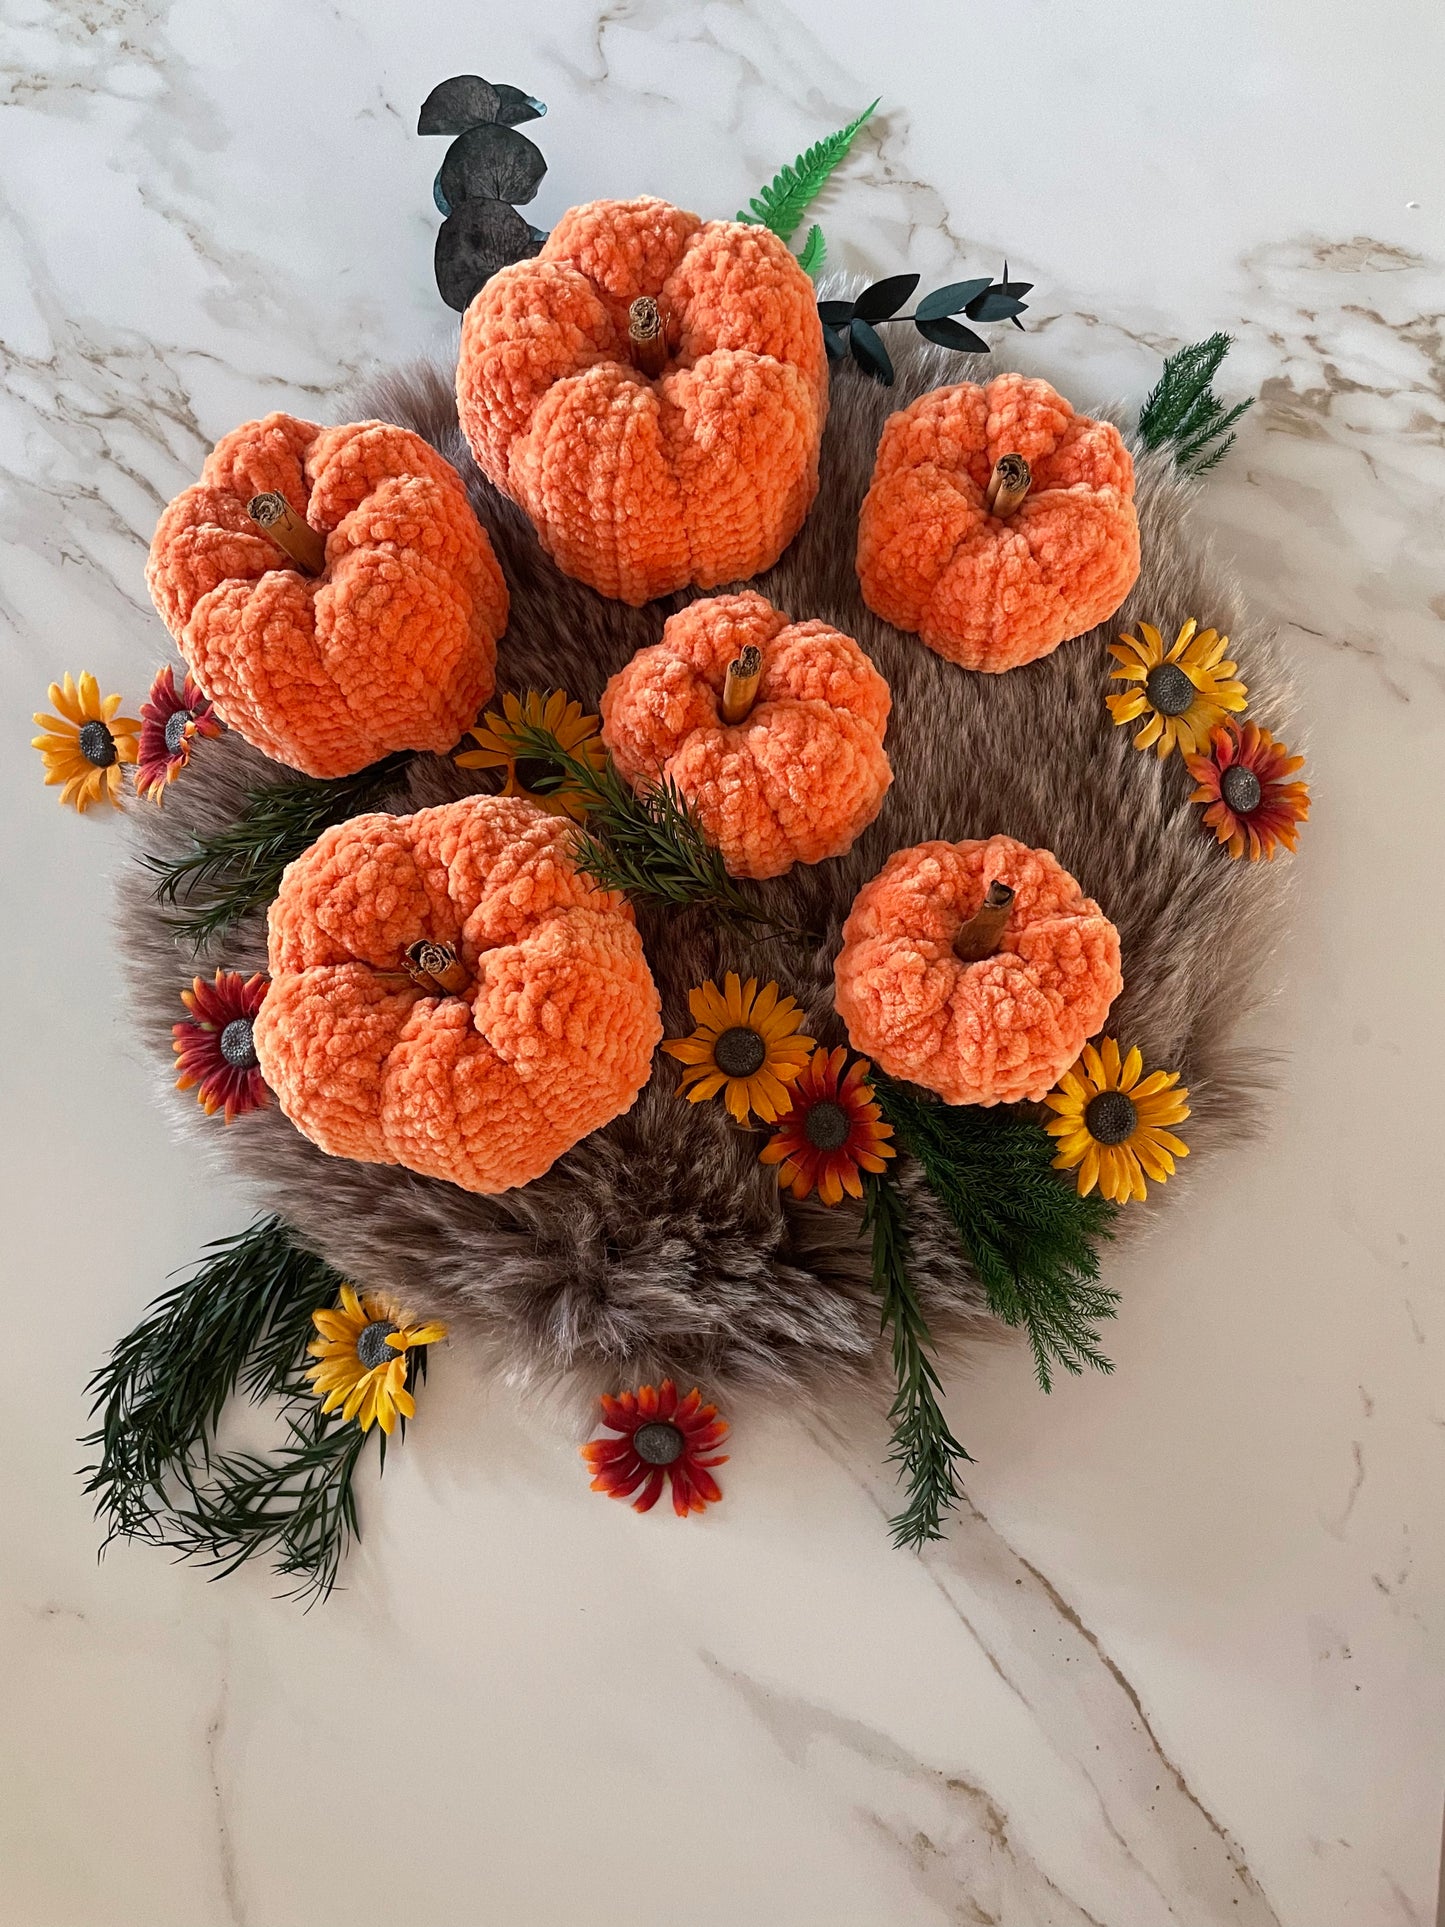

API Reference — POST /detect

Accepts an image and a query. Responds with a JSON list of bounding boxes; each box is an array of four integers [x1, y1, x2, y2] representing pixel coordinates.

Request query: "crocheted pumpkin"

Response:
[[146, 414, 509, 778], [833, 833, 1122, 1106], [600, 591, 892, 880], [856, 373, 1140, 673], [252, 795, 662, 1194], [455, 197, 827, 605]]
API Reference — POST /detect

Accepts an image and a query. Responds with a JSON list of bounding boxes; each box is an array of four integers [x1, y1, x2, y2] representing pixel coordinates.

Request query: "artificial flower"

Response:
[[134, 665, 222, 802], [1106, 619, 1247, 758], [32, 672, 140, 812], [581, 1379, 729, 1516], [1184, 721, 1309, 861], [172, 970, 270, 1122], [1044, 1038, 1190, 1204], [455, 688, 606, 820], [663, 973, 816, 1123], [306, 1285, 447, 1435], [759, 1047, 895, 1204]]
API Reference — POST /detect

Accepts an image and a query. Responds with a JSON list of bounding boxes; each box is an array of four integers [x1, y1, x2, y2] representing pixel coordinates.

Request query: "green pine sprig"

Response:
[[877, 1081, 1119, 1392], [1138, 332, 1253, 475], [738, 100, 878, 245], [503, 712, 811, 943], [863, 1171, 973, 1549], [145, 753, 410, 952]]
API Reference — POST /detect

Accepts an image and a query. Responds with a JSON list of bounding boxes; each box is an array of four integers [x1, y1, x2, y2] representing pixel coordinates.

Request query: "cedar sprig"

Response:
[[863, 1171, 973, 1549], [877, 1080, 1119, 1391], [738, 100, 878, 247], [820, 267, 1032, 385], [145, 753, 410, 952], [1138, 332, 1253, 474], [503, 712, 810, 942]]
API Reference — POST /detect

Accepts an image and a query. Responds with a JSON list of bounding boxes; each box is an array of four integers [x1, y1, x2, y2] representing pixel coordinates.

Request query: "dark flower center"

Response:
[[803, 1099, 851, 1152], [164, 708, 195, 755], [78, 720, 117, 767], [219, 1017, 257, 1068], [355, 1320, 400, 1370], [1085, 1090, 1138, 1145], [1143, 662, 1195, 718], [714, 1025, 767, 1078], [633, 1420, 685, 1466], [1220, 763, 1263, 815], [512, 754, 560, 796]]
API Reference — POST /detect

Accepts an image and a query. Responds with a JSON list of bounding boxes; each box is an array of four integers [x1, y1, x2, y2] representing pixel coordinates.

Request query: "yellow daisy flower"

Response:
[[455, 688, 606, 820], [663, 973, 816, 1124], [1106, 620, 1247, 758], [1044, 1039, 1191, 1204], [32, 672, 140, 812], [306, 1286, 447, 1436]]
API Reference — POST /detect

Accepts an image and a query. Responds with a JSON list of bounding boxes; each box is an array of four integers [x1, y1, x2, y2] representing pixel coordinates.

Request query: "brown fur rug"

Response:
[[117, 335, 1295, 1404]]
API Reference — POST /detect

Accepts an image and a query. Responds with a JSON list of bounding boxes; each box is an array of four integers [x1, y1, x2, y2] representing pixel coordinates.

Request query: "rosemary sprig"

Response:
[[863, 1171, 973, 1548], [1138, 332, 1253, 475], [145, 753, 410, 951]]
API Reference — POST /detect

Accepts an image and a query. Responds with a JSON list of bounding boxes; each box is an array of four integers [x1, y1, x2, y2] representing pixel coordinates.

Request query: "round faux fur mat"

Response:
[[118, 335, 1296, 1402]]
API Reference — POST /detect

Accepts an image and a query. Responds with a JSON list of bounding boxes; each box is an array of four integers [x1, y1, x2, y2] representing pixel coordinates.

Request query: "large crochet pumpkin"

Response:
[[252, 795, 662, 1194], [455, 197, 827, 605], [600, 591, 892, 879], [856, 373, 1140, 673], [146, 415, 509, 778], [833, 833, 1122, 1106]]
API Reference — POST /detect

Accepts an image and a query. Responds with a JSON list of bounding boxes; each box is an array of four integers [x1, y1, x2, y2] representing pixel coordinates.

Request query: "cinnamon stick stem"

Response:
[[404, 941, 469, 996], [983, 455, 1032, 517], [247, 492, 326, 575], [953, 880, 1016, 961], [627, 295, 668, 378], [721, 644, 764, 725]]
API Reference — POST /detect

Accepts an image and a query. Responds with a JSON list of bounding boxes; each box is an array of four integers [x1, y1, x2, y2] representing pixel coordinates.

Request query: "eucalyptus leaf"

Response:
[[916, 315, 990, 354], [492, 84, 546, 126], [435, 200, 545, 311], [849, 317, 895, 384], [433, 169, 449, 218], [966, 288, 1029, 323], [822, 322, 849, 360], [914, 277, 990, 321], [438, 122, 547, 210], [817, 298, 856, 326], [418, 75, 501, 136], [852, 272, 920, 322]]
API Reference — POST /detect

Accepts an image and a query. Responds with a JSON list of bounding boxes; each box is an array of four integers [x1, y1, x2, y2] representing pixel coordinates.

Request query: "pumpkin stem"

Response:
[[952, 880, 1016, 962], [403, 940, 469, 996], [721, 644, 764, 725], [983, 455, 1032, 517], [247, 492, 327, 575], [627, 296, 668, 379]]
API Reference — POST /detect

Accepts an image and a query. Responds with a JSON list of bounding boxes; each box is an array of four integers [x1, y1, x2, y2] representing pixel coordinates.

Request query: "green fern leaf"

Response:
[[738, 100, 878, 242], [797, 223, 827, 275]]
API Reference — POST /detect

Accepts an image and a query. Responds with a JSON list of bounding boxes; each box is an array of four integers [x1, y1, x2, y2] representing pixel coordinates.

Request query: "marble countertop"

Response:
[[2, 4, 1442, 1923]]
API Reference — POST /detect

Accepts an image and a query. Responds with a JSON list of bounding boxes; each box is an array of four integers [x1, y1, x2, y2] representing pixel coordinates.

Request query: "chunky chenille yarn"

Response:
[[833, 833, 1123, 1106], [856, 373, 1140, 672], [455, 197, 827, 604], [600, 591, 892, 879], [146, 414, 509, 777], [252, 795, 662, 1194]]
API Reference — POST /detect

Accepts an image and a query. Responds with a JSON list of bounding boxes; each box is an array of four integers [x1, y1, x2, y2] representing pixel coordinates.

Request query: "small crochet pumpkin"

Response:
[[833, 833, 1122, 1106], [146, 415, 509, 778], [455, 197, 827, 605], [600, 591, 892, 880], [252, 795, 662, 1194], [856, 373, 1140, 673]]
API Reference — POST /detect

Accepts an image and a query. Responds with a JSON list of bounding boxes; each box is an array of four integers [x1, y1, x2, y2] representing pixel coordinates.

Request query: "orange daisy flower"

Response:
[[581, 1380, 729, 1517], [135, 665, 222, 801], [172, 970, 269, 1122], [662, 973, 815, 1124], [759, 1047, 895, 1204], [1185, 721, 1309, 860]]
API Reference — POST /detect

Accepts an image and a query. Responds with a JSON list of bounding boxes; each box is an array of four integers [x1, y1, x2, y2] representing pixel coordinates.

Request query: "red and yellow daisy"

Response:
[[135, 665, 222, 802], [1184, 721, 1309, 861], [32, 672, 140, 812], [172, 970, 269, 1122], [759, 1047, 895, 1204], [582, 1380, 729, 1517]]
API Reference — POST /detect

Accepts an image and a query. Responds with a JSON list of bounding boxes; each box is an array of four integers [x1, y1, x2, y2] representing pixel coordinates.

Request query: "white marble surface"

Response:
[[2, 4, 1442, 1923]]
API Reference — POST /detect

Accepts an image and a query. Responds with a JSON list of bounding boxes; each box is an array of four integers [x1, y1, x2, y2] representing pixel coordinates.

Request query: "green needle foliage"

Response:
[[877, 1081, 1119, 1392], [738, 100, 878, 244], [1138, 332, 1254, 475], [82, 1217, 425, 1606], [146, 753, 410, 952], [863, 1172, 973, 1549], [504, 711, 809, 941]]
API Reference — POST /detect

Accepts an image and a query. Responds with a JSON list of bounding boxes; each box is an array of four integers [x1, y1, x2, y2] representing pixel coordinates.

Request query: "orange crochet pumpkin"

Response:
[[856, 373, 1140, 673], [455, 197, 827, 605], [833, 833, 1122, 1106], [600, 591, 892, 880], [252, 795, 662, 1194], [147, 414, 509, 778]]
